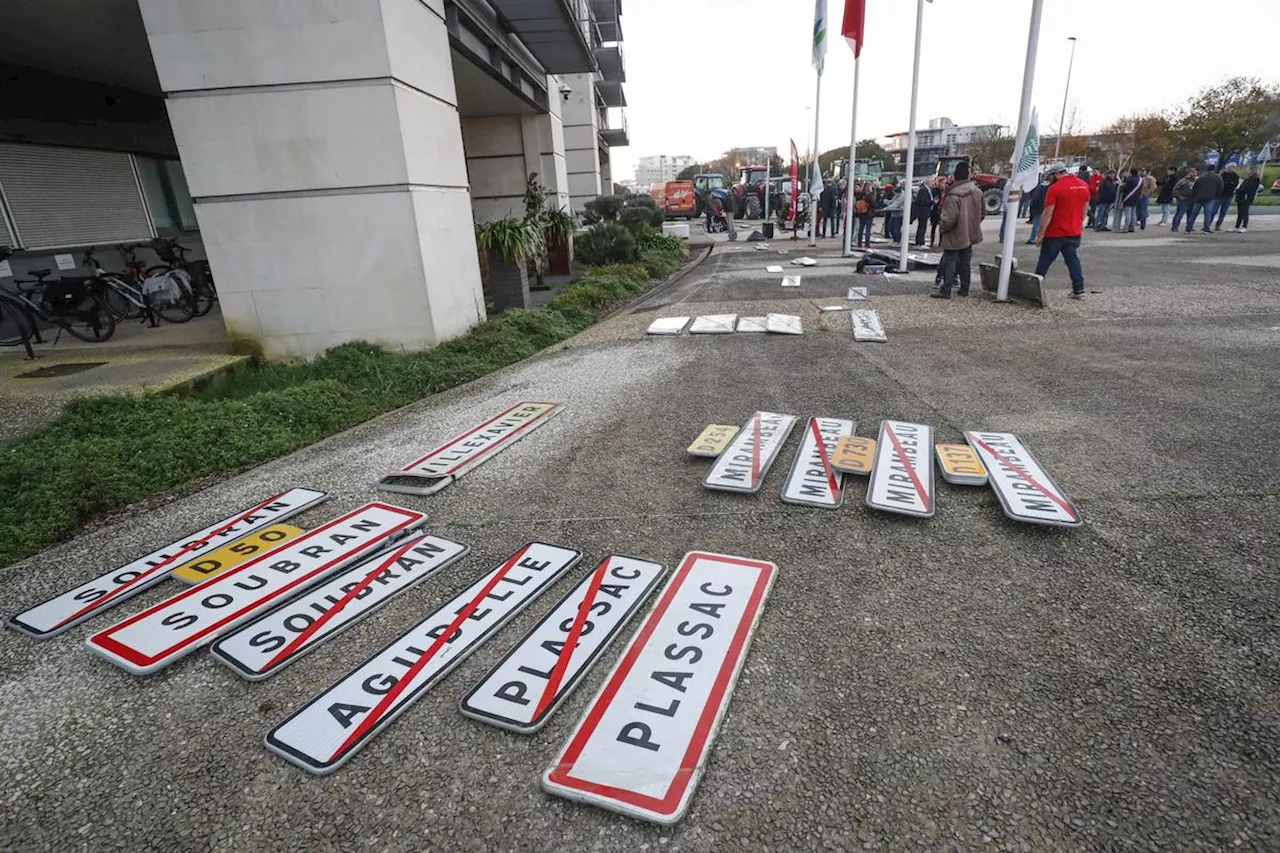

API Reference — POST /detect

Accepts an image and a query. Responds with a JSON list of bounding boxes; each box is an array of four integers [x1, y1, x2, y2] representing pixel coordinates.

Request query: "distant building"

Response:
[[883, 118, 1006, 174], [636, 154, 695, 189]]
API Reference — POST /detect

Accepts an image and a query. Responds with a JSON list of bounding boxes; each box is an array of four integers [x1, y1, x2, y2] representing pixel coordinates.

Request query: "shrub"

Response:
[[640, 248, 681, 279], [582, 195, 625, 224], [636, 230, 687, 255], [618, 206, 658, 235], [575, 224, 637, 266]]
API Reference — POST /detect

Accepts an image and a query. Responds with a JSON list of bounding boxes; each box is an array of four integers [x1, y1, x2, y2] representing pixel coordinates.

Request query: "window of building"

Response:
[[135, 155, 198, 234]]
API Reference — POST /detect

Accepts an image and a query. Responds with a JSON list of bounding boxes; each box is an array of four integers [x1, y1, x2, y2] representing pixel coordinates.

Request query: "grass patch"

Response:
[[0, 245, 689, 567]]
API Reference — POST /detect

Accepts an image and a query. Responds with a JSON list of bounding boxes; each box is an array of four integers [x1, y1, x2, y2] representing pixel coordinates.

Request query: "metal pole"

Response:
[[898, 0, 925, 272], [842, 55, 861, 257], [995, 0, 1044, 302], [1054, 37, 1076, 161], [809, 70, 823, 247]]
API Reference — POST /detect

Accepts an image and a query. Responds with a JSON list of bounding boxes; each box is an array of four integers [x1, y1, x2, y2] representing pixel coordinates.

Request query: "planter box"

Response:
[[547, 233, 573, 276], [485, 248, 530, 313]]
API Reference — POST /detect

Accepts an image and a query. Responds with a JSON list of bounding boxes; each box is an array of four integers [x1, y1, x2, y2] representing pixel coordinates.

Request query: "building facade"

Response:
[[883, 117, 1005, 174], [0, 0, 628, 359], [635, 154, 694, 190]]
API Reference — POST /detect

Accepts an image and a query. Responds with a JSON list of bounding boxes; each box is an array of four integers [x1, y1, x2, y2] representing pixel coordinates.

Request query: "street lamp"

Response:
[[1054, 36, 1077, 160]]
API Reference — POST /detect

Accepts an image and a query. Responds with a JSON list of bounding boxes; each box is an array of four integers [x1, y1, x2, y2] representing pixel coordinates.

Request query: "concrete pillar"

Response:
[[137, 0, 485, 359], [561, 72, 601, 212], [463, 116, 531, 223]]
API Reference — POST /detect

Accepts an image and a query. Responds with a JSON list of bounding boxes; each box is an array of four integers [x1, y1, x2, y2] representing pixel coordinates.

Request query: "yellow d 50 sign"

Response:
[[171, 524, 304, 585]]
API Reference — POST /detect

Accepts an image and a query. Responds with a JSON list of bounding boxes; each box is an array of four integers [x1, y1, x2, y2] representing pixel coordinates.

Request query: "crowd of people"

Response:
[[813, 177, 944, 250], [1072, 163, 1264, 235]]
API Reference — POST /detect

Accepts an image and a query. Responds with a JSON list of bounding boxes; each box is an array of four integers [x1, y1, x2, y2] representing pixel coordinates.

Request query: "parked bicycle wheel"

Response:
[[145, 266, 202, 321], [100, 275, 147, 322], [56, 288, 116, 343]]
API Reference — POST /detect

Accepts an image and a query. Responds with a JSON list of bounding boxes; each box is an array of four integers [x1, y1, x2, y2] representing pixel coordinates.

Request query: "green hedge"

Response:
[[0, 245, 688, 568]]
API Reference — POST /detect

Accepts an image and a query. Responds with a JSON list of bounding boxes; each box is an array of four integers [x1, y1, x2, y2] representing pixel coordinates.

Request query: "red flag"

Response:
[[842, 0, 866, 57], [789, 139, 800, 222]]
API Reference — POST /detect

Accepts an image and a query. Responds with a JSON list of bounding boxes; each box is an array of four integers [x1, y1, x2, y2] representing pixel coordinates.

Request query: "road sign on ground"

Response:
[[265, 542, 581, 774], [965, 431, 1082, 527], [765, 265, 783, 273], [460, 555, 666, 734], [687, 424, 739, 458], [172, 525, 304, 585], [704, 411, 798, 493], [377, 402, 561, 497], [831, 436, 876, 475], [765, 314, 802, 335], [736, 316, 767, 332], [866, 420, 935, 518], [846, 286, 868, 300], [780, 275, 801, 287], [852, 309, 887, 342], [8, 488, 329, 640], [647, 317, 689, 335], [210, 535, 469, 680], [781, 417, 853, 508], [85, 503, 426, 675], [689, 315, 737, 334], [542, 551, 777, 825], [935, 443, 988, 486]]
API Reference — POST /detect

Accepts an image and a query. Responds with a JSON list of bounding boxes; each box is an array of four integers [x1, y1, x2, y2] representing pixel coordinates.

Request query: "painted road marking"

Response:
[[831, 436, 876, 475], [377, 402, 561, 497], [460, 555, 666, 734], [687, 424, 740, 458], [704, 411, 798, 494], [172, 525, 304, 585], [265, 542, 581, 774], [965, 431, 1082, 527], [866, 420, 935, 518], [542, 551, 777, 825], [210, 535, 469, 680], [781, 417, 853, 508], [934, 443, 988, 486], [7, 488, 329, 639], [646, 317, 689, 335], [689, 315, 737, 334], [85, 504, 426, 675], [851, 309, 887, 342]]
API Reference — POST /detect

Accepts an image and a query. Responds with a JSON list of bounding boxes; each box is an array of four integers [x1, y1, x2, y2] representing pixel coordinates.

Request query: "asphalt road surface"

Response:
[[2, 220, 1278, 852]]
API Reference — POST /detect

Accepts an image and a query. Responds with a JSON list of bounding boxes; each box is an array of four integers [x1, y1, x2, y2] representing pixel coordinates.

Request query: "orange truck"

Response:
[[661, 180, 696, 219]]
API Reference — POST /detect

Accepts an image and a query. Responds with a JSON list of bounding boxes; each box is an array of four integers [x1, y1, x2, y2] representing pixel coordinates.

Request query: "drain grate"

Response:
[[15, 362, 107, 379]]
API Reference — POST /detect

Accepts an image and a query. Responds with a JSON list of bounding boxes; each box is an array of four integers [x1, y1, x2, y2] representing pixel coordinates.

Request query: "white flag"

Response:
[[1012, 108, 1040, 193], [812, 0, 828, 72], [810, 158, 824, 200]]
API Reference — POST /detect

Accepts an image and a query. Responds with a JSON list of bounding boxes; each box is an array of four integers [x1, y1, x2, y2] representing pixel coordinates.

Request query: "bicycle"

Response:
[[84, 247, 194, 325], [0, 253, 116, 344], [148, 238, 216, 317]]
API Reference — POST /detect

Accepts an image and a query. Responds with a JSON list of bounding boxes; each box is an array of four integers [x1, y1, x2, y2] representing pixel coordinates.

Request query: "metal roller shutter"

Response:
[[0, 143, 155, 250], [0, 203, 13, 248]]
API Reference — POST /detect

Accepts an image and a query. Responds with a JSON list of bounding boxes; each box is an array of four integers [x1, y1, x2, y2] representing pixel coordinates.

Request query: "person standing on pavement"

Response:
[[1121, 168, 1142, 232], [1138, 168, 1157, 230], [1035, 165, 1091, 299], [855, 183, 877, 248], [836, 179, 848, 238], [1156, 166, 1178, 226], [1094, 171, 1118, 231], [929, 179, 944, 247], [1088, 168, 1104, 228], [1188, 165, 1223, 233], [817, 180, 838, 238], [912, 178, 935, 247], [1213, 163, 1240, 231], [1171, 167, 1197, 231], [1025, 175, 1049, 244], [1233, 167, 1261, 232], [883, 186, 905, 243], [931, 161, 984, 300]]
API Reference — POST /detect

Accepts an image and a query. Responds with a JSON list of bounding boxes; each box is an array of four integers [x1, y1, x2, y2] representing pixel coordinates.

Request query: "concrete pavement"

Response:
[[2, 219, 1278, 851]]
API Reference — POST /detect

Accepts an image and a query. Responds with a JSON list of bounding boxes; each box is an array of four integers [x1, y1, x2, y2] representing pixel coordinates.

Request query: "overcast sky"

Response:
[[611, 0, 1280, 180]]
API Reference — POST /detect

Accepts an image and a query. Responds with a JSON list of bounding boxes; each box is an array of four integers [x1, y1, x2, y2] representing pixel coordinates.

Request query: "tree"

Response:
[[962, 126, 1016, 174], [675, 164, 703, 181], [1175, 76, 1280, 161]]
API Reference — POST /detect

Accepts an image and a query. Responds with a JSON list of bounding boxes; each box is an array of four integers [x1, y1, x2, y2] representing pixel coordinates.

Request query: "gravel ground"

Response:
[[2, 221, 1278, 852]]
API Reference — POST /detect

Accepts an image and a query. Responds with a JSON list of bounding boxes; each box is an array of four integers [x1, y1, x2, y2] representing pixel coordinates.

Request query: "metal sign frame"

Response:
[[866, 420, 935, 518], [781, 417, 853, 508], [704, 411, 798, 493], [964, 431, 1082, 527], [7, 488, 329, 640], [852, 309, 887, 342], [460, 555, 666, 734]]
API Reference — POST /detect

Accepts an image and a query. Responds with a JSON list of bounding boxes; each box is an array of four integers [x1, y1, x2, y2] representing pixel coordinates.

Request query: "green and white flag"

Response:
[[1012, 108, 1040, 192], [813, 0, 828, 72]]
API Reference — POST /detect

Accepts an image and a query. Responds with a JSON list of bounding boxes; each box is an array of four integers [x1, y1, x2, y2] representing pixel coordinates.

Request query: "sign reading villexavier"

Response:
[[704, 411, 797, 493], [965, 431, 1082, 527], [542, 551, 777, 825], [85, 503, 426, 675], [781, 417, 854, 508], [377, 402, 561, 496], [460, 555, 666, 734], [265, 542, 581, 774], [866, 420, 935, 518], [210, 535, 469, 680], [7, 488, 329, 640]]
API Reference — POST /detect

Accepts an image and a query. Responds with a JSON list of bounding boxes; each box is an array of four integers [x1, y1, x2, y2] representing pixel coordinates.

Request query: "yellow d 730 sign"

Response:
[[831, 436, 876, 475], [935, 443, 988, 485], [688, 424, 740, 458], [171, 524, 304, 585]]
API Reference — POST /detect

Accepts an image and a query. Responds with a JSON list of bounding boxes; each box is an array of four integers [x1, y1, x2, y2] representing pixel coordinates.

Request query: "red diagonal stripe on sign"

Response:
[[750, 415, 762, 487], [54, 491, 290, 630], [809, 419, 842, 498], [260, 536, 424, 673], [972, 437, 1076, 517], [329, 544, 533, 762], [882, 423, 931, 509], [533, 557, 610, 721]]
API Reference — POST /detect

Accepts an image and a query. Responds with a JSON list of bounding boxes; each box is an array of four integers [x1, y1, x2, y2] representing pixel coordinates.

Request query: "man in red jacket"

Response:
[[1087, 168, 1104, 228], [1035, 165, 1091, 298]]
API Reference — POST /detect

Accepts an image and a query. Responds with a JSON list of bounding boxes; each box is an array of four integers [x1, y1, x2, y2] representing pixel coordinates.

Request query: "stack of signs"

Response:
[[846, 286, 868, 301], [964, 432, 1082, 527], [765, 265, 784, 273], [687, 424, 739, 457], [736, 316, 768, 333], [831, 436, 876, 475], [781, 417, 854, 508], [542, 551, 777, 825], [704, 412, 797, 493], [377, 402, 561, 497], [780, 275, 801, 288], [7, 488, 329, 639], [765, 314, 802, 335], [460, 555, 666, 733], [265, 542, 581, 774], [934, 444, 988, 486], [689, 315, 737, 334], [171, 525, 305, 585], [85, 503, 428, 674], [647, 317, 690, 335], [866, 421, 934, 518], [852, 309, 887, 342]]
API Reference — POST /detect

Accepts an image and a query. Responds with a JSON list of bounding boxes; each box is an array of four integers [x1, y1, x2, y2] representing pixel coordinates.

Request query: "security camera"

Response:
[[559, 83, 572, 101]]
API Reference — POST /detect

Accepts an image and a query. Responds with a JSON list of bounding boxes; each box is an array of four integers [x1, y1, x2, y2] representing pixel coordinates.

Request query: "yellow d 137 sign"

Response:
[[171, 524, 304, 585]]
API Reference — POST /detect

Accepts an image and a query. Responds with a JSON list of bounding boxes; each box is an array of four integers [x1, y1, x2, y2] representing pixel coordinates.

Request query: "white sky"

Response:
[[611, 0, 1280, 180]]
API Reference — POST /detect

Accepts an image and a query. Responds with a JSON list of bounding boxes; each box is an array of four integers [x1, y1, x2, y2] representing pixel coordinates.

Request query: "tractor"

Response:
[[935, 155, 1006, 215], [692, 173, 726, 217]]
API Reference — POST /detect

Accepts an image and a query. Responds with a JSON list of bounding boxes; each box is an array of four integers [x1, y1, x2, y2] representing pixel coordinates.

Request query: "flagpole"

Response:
[[996, 0, 1044, 302], [842, 55, 861, 257], [809, 71, 823, 247], [898, 0, 925, 272]]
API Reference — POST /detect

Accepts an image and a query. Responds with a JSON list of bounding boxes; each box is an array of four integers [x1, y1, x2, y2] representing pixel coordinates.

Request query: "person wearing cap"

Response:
[[1034, 165, 1090, 298]]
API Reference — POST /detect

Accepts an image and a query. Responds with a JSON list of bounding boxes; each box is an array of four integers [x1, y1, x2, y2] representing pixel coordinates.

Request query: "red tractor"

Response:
[[730, 165, 769, 219], [935, 155, 1007, 215]]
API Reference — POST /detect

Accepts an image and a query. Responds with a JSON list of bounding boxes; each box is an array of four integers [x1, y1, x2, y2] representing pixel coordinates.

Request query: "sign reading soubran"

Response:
[[704, 412, 797, 493], [964, 431, 1082, 527], [265, 542, 581, 774], [377, 402, 561, 496], [171, 525, 304, 584], [780, 417, 853, 508], [210, 535, 469, 680], [460, 555, 666, 734], [7, 488, 329, 640], [85, 503, 427, 675], [542, 551, 777, 825], [866, 420, 934, 518]]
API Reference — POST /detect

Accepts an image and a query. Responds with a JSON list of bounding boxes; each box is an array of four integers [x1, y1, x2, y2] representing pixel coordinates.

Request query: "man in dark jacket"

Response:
[[1155, 166, 1178, 225], [1094, 172, 1118, 231], [1171, 167, 1197, 231], [911, 178, 935, 246], [1024, 177, 1049, 244], [1188, 165, 1224, 234], [931, 162, 984, 300], [1233, 167, 1262, 232], [1120, 168, 1142, 232], [1213, 164, 1240, 231], [817, 181, 838, 237]]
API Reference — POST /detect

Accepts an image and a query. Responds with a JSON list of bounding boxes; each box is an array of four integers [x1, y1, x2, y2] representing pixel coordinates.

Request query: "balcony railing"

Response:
[[599, 107, 628, 148], [487, 0, 597, 73]]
